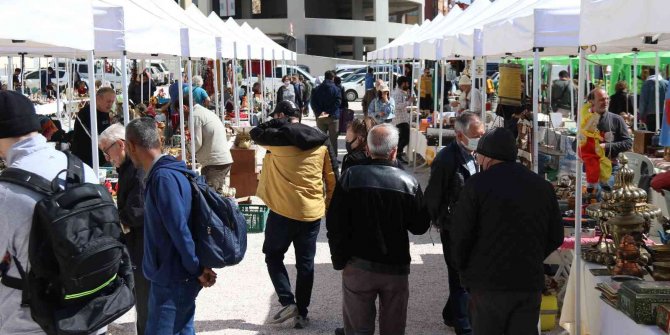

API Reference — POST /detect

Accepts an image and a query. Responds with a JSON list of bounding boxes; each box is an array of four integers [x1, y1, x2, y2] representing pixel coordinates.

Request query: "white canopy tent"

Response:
[[367, 23, 419, 60], [580, 0, 670, 53], [413, 7, 463, 60], [482, 0, 581, 58]]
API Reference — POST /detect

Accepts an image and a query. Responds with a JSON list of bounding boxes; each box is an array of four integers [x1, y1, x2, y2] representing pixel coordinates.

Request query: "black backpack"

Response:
[[187, 174, 247, 268], [0, 152, 135, 335]]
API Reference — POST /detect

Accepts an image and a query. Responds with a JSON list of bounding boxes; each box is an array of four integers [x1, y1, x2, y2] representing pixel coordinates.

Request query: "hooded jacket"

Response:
[[0, 135, 97, 334], [251, 118, 338, 222], [143, 156, 201, 284], [310, 79, 342, 119]]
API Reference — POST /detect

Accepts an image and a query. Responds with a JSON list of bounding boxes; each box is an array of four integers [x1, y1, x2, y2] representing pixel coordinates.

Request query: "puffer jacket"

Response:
[[251, 118, 338, 222]]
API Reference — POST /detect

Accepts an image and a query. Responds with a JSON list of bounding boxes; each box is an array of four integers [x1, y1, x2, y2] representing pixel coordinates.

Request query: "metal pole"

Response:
[[653, 51, 661, 131], [87, 51, 100, 178], [55, 57, 61, 120], [219, 57, 225, 122], [439, 59, 446, 146], [569, 57, 575, 120], [574, 47, 587, 335], [7, 57, 13, 91], [140, 60, 144, 104], [178, 56, 186, 162], [633, 52, 639, 131], [187, 58, 196, 173], [121, 52, 130, 125], [532, 48, 540, 173], [433, 61, 438, 127], [272, 50, 276, 111], [481, 56, 487, 120], [414, 59, 422, 172], [213, 58, 220, 117], [247, 45, 252, 124], [261, 49, 266, 122], [233, 42, 240, 126], [525, 59, 529, 97], [38, 57, 42, 94]]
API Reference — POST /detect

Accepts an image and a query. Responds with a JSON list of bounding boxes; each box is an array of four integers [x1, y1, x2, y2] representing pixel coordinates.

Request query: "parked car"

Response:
[[23, 69, 69, 93], [342, 72, 399, 102], [241, 65, 315, 96]]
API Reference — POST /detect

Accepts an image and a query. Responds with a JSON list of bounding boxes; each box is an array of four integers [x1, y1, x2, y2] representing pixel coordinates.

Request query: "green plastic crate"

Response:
[[239, 204, 269, 233]]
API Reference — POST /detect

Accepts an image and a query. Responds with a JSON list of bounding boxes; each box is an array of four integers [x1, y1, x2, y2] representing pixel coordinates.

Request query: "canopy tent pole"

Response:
[[433, 61, 438, 127], [140, 59, 144, 105], [574, 46, 587, 335], [633, 52, 639, 131], [653, 51, 661, 131], [272, 50, 276, 113], [213, 58, 220, 119], [87, 51, 100, 178], [187, 58, 196, 173], [481, 56, 487, 122], [7, 57, 13, 91], [121, 52, 130, 125], [413, 59, 422, 172], [262, 49, 267, 122], [38, 57, 42, 94], [246, 45, 252, 125], [532, 48, 541, 173], [439, 59, 446, 146], [233, 42, 239, 126], [525, 59, 529, 97], [219, 57, 225, 123], [569, 57, 575, 120], [178, 56, 186, 163], [55, 57, 61, 120]]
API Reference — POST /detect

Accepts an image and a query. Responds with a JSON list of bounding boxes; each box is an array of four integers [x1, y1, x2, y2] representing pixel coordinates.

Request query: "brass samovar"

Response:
[[585, 154, 661, 276]]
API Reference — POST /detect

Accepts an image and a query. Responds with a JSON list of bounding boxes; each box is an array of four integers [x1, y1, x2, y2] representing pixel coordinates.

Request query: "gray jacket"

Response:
[[191, 104, 233, 167], [0, 135, 97, 334]]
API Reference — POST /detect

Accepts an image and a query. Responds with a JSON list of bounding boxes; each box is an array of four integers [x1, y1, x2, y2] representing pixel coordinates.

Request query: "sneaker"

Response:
[[294, 315, 310, 329], [268, 304, 299, 324], [334, 327, 345, 335]]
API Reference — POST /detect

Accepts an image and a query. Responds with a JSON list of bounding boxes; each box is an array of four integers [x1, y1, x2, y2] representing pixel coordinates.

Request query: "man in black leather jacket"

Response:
[[326, 123, 430, 335], [451, 128, 563, 335], [424, 112, 484, 335]]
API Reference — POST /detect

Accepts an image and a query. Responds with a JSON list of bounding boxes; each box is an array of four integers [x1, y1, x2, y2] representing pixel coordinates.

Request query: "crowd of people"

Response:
[[0, 62, 579, 335]]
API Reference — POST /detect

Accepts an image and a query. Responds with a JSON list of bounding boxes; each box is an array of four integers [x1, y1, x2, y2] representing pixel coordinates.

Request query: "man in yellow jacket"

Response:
[[250, 100, 338, 329]]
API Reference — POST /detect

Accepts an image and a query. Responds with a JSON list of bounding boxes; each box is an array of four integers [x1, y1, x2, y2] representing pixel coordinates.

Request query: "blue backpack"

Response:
[[187, 175, 247, 268]]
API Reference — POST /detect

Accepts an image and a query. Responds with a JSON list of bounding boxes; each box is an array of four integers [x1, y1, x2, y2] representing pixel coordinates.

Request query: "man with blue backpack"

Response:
[[125, 117, 217, 335]]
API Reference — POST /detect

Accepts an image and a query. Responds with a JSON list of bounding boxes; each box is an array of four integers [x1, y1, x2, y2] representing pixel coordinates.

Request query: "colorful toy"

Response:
[[578, 102, 612, 185]]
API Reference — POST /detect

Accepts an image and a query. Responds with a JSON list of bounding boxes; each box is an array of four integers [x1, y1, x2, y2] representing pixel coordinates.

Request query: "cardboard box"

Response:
[[633, 130, 654, 154]]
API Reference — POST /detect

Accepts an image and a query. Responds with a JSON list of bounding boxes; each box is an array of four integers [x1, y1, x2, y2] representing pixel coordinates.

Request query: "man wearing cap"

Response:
[[451, 75, 482, 114], [450, 128, 563, 335], [250, 100, 338, 329], [0, 91, 98, 334]]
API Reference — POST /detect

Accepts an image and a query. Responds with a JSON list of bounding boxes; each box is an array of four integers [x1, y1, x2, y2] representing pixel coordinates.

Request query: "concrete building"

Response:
[[187, 0, 423, 60]]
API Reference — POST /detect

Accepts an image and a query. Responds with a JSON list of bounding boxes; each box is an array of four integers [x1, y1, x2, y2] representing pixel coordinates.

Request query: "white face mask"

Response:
[[284, 81, 290, 87], [463, 135, 479, 151]]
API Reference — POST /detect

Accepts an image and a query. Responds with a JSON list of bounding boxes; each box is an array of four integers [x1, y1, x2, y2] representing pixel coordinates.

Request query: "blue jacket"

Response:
[[143, 155, 201, 284], [365, 73, 374, 90], [640, 76, 668, 119], [310, 79, 342, 119]]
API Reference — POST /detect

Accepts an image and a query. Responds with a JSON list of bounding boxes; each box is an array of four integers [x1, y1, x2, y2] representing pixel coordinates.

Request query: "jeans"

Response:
[[263, 211, 320, 317], [441, 229, 472, 334], [317, 116, 339, 155], [146, 280, 202, 335]]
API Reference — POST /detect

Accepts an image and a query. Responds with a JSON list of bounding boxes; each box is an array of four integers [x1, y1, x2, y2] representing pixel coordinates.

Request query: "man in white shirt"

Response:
[[451, 75, 482, 114]]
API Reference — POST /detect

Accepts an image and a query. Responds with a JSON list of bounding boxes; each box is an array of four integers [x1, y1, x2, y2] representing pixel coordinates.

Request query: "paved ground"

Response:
[[109, 102, 566, 335]]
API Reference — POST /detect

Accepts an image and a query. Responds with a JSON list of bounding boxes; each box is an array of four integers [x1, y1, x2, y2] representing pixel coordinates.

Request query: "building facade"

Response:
[[188, 0, 423, 60]]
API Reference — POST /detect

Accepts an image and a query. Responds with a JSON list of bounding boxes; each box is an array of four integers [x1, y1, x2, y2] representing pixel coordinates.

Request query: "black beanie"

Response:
[[476, 128, 518, 162], [0, 91, 40, 139]]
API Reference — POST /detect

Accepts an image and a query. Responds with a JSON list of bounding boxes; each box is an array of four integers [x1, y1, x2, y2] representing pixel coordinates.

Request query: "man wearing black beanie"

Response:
[[449, 128, 564, 335], [0, 91, 97, 334]]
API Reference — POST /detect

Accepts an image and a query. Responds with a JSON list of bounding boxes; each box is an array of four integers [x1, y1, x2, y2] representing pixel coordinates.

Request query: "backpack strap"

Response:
[[64, 151, 85, 187], [0, 168, 53, 195]]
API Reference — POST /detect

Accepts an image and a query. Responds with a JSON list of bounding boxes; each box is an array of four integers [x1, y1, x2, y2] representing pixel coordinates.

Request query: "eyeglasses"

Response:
[[102, 140, 122, 160]]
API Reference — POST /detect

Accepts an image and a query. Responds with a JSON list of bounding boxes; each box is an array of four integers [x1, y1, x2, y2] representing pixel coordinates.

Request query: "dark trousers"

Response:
[[201, 163, 233, 195], [133, 268, 150, 335], [146, 280, 201, 335], [342, 264, 409, 335], [397, 122, 410, 157], [263, 211, 320, 317], [441, 229, 471, 334], [469, 290, 542, 335]]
